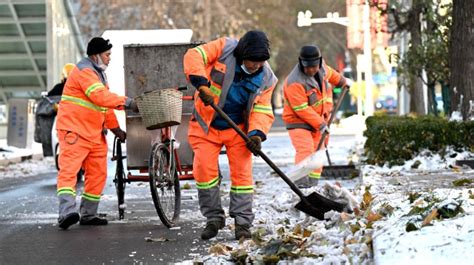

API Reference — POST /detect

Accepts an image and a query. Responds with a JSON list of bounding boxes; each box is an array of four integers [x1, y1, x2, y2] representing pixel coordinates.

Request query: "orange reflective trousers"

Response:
[[288, 128, 329, 179], [189, 121, 252, 188], [189, 120, 254, 226], [56, 130, 108, 218]]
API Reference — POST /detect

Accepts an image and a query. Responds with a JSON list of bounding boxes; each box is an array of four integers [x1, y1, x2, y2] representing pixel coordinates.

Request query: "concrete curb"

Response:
[[0, 140, 44, 167], [0, 152, 43, 167]]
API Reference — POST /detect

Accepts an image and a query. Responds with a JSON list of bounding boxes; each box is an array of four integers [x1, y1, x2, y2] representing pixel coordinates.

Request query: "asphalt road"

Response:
[[0, 131, 357, 264], [0, 167, 214, 264]]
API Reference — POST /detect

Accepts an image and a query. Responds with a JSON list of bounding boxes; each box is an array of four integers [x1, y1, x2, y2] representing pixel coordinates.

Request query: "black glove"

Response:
[[246, 135, 262, 155], [110, 127, 126, 142], [198, 86, 214, 106], [125, 98, 139, 112]]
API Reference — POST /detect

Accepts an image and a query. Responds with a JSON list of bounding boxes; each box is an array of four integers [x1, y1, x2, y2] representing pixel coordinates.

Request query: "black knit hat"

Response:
[[233, 30, 270, 62], [299, 45, 322, 67], [87, 37, 113, 56]]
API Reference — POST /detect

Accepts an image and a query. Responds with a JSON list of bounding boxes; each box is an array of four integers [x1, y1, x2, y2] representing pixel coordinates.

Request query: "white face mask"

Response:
[[241, 64, 252, 75], [97, 55, 107, 71]]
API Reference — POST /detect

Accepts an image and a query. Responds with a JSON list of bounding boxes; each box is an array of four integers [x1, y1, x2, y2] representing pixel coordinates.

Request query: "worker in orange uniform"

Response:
[[282, 45, 352, 188], [183, 30, 277, 240], [56, 37, 139, 230]]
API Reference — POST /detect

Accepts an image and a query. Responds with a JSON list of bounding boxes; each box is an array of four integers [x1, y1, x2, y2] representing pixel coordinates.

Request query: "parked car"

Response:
[[375, 96, 397, 114]]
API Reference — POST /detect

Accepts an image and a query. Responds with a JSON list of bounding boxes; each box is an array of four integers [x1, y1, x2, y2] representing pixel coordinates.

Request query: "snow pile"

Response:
[[182, 142, 473, 264], [0, 157, 56, 179]]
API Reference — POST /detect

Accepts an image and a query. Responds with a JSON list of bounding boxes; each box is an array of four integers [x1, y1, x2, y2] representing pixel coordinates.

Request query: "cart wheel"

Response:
[[113, 138, 126, 220], [54, 144, 60, 171], [149, 142, 181, 228]]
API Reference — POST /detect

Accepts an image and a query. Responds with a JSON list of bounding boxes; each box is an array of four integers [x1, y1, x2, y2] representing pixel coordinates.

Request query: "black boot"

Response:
[[58, 212, 80, 230], [201, 220, 224, 240], [235, 224, 251, 240], [79, 216, 108, 226]]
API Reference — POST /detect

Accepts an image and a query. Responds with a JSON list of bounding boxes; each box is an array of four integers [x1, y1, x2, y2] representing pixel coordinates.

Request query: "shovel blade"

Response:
[[295, 192, 345, 219], [321, 165, 360, 179], [295, 200, 325, 220]]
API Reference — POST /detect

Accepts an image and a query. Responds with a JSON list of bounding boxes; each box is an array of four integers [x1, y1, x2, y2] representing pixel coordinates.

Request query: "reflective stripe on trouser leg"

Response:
[[189, 122, 225, 223], [225, 125, 254, 226], [80, 136, 108, 221], [309, 170, 321, 179]]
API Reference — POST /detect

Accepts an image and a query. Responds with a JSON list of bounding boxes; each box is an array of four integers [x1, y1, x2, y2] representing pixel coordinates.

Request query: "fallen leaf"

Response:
[[366, 211, 382, 222], [361, 188, 374, 210], [209, 243, 232, 255], [343, 246, 352, 255], [353, 207, 361, 216], [345, 238, 358, 244], [293, 224, 302, 235], [302, 229, 312, 238], [277, 227, 285, 235], [340, 212, 354, 222], [422, 208, 438, 226], [231, 248, 248, 263], [144, 237, 175, 242]]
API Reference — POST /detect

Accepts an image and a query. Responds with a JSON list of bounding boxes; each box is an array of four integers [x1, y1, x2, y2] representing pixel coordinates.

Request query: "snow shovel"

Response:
[[316, 87, 360, 179], [209, 102, 345, 219]]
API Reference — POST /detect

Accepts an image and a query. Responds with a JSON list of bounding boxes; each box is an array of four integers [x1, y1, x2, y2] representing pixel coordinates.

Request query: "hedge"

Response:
[[364, 115, 474, 166]]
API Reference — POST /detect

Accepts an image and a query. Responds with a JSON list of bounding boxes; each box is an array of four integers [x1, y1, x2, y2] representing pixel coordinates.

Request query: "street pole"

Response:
[[356, 54, 364, 116], [363, 0, 374, 116]]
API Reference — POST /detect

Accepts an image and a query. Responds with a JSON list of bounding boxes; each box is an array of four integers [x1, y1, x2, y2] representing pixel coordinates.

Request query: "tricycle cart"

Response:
[[112, 43, 199, 228]]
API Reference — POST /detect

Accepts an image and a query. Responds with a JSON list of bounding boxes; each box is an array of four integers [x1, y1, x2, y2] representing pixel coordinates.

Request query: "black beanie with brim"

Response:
[[233, 30, 270, 63], [87, 37, 113, 56]]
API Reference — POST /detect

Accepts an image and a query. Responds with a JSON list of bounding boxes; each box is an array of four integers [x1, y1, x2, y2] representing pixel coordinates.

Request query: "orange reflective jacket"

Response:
[[183, 37, 278, 135], [282, 62, 346, 131], [56, 58, 127, 143]]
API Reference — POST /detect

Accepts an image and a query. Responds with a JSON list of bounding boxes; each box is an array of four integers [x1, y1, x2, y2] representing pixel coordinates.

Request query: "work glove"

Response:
[[343, 78, 353, 90], [319, 123, 330, 135], [246, 135, 262, 155], [125, 98, 139, 112], [198, 85, 214, 106], [110, 127, 126, 142]]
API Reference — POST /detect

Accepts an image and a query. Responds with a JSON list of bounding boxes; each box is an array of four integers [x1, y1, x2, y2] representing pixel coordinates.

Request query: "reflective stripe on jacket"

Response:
[[183, 37, 278, 135], [282, 62, 345, 131], [56, 58, 127, 143]]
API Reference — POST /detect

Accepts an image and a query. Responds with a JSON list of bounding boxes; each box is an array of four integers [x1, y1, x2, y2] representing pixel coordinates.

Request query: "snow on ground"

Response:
[[179, 118, 473, 264], [1, 115, 473, 264], [0, 140, 56, 179]]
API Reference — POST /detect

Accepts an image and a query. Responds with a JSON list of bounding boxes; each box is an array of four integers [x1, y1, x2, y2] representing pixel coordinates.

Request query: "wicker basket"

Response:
[[135, 89, 183, 130]]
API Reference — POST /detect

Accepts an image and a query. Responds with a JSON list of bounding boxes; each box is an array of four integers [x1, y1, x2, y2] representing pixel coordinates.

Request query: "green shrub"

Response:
[[364, 115, 474, 166]]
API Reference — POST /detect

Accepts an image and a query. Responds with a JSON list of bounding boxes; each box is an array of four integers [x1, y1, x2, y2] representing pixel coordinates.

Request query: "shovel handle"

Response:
[[209, 102, 307, 199], [316, 86, 350, 151]]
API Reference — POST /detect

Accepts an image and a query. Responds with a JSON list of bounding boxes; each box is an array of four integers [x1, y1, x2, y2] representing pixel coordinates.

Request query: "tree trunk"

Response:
[[449, 0, 474, 120], [408, 0, 426, 115]]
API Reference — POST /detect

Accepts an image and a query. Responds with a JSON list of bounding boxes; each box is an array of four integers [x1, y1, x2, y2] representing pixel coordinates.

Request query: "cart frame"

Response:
[[111, 43, 200, 227]]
